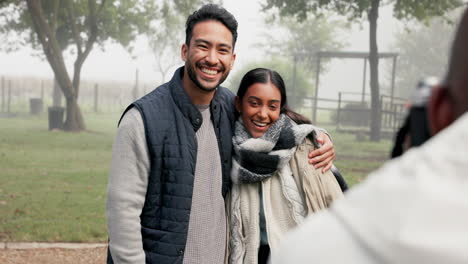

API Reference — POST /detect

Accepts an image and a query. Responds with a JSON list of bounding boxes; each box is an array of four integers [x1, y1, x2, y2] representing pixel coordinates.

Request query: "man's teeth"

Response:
[[253, 121, 268, 127], [201, 68, 217, 75]]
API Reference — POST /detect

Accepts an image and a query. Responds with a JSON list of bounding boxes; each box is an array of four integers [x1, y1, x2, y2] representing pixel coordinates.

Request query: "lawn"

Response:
[[328, 127, 393, 186], [0, 112, 394, 242], [0, 112, 119, 242]]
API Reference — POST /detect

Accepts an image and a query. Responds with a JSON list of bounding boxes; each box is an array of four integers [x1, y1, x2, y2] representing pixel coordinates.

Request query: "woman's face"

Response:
[[236, 82, 282, 138]]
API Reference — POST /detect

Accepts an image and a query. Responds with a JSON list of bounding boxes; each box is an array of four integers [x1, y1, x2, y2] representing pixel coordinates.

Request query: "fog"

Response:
[[0, 0, 409, 98]]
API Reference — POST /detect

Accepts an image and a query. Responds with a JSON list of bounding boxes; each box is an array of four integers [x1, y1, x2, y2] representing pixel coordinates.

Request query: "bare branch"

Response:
[[65, 0, 83, 54], [72, 0, 99, 95], [50, 0, 59, 37]]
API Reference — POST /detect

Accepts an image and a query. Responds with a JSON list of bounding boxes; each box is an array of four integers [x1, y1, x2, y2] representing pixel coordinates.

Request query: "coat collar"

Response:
[[169, 66, 223, 131]]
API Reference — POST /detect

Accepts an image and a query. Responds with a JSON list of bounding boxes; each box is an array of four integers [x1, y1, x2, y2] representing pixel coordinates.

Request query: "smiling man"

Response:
[[182, 19, 235, 96], [106, 5, 238, 264]]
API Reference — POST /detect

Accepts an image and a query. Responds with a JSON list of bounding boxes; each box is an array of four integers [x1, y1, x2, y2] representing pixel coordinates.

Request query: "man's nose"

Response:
[[205, 49, 218, 65]]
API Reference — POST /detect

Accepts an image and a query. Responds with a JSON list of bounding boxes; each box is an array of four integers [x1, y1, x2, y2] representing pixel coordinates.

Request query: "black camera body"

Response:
[[391, 77, 438, 158]]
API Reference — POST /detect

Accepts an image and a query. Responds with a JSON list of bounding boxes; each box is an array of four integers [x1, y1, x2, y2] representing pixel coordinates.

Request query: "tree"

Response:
[[263, 0, 462, 141], [257, 15, 345, 108], [0, 0, 157, 131], [391, 11, 461, 98]]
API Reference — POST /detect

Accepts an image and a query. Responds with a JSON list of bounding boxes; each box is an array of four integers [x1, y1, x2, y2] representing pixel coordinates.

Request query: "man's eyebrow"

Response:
[[194, 38, 232, 50], [194, 39, 210, 45]]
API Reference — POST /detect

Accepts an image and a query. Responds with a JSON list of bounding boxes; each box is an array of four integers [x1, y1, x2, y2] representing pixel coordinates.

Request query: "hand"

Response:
[[308, 132, 335, 173]]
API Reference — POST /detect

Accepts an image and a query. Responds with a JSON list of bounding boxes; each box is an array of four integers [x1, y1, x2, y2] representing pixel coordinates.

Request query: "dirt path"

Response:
[[0, 247, 106, 264]]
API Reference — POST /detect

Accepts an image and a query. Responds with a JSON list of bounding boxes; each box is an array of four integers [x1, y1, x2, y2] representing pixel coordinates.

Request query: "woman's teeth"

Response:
[[253, 121, 267, 127]]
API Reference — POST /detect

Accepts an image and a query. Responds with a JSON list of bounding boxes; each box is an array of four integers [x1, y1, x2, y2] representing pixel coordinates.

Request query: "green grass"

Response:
[[0, 112, 119, 242], [326, 126, 393, 186], [0, 113, 393, 242]]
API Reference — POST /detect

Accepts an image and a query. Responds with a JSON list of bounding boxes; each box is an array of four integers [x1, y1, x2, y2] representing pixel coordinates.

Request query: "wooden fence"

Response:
[[294, 91, 407, 138]]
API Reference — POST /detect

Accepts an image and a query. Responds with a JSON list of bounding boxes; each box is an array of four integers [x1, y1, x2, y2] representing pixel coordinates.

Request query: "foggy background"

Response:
[[0, 0, 461, 116]]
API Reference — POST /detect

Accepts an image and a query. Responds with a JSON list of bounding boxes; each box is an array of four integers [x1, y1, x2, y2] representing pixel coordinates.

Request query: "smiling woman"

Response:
[[229, 67, 344, 264], [236, 81, 281, 138]]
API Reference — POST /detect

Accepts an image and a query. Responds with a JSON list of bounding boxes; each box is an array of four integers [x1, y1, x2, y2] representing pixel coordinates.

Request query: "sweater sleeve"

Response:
[[106, 108, 149, 264]]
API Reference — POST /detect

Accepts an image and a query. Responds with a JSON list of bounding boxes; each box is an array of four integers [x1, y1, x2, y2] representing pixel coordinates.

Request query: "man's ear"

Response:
[[235, 96, 241, 113], [181, 44, 188, 62], [427, 85, 455, 135], [230, 53, 236, 70]]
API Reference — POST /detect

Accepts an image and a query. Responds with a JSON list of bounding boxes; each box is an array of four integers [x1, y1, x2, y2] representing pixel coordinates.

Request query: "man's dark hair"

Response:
[[185, 4, 238, 49]]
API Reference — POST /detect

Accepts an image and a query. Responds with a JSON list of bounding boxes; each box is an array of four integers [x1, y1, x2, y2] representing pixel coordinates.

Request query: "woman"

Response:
[[229, 68, 344, 264]]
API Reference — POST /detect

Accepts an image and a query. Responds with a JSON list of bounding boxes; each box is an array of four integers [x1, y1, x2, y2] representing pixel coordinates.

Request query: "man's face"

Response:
[[182, 20, 236, 92]]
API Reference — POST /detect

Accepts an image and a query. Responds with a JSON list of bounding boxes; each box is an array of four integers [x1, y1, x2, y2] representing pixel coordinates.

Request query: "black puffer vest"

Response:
[[107, 67, 235, 263]]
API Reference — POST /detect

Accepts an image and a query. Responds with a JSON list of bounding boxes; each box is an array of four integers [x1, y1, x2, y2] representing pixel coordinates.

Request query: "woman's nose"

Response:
[[257, 107, 268, 119]]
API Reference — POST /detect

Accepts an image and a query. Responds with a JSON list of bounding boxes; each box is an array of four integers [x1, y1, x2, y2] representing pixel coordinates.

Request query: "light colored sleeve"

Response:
[[270, 210, 376, 264], [290, 139, 343, 213], [106, 108, 150, 264]]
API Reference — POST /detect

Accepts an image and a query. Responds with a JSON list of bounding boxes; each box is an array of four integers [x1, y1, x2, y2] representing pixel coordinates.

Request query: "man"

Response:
[[271, 8, 468, 264], [106, 4, 334, 264]]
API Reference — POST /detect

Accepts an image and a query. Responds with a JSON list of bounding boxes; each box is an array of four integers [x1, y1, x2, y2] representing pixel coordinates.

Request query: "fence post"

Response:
[[133, 69, 139, 101], [313, 57, 321, 124], [336, 92, 342, 129], [361, 58, 367, 103], [1, 76, 4, 113], [94, 83, 99, 113], [41, 80, 45, 101], [7, 79, 12, 113], [392, 103, 397, 132], [379, 95, 384, 132]]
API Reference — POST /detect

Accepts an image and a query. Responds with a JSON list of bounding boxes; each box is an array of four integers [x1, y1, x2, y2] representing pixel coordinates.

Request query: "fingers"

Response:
[[308, 131, 336, 172], [312, 155, 334, 173], [318, 157, 334, 173], [322, 162, 333, 173], [308, 143, 334, 160], [309, 150, 335, 166]]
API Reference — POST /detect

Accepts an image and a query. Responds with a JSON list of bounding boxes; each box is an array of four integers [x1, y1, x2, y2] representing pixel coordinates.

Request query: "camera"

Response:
[[391, 77, 439, 158]]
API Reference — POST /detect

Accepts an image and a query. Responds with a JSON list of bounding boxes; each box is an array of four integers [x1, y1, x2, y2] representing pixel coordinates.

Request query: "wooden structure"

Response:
[[310, 51, 399, 124]]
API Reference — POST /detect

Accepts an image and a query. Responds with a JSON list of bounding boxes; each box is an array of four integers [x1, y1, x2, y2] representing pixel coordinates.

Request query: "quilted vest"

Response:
[[107, 67, 235, 263]]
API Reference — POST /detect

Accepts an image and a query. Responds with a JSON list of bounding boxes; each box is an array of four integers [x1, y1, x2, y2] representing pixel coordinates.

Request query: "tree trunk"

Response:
[[52, 78, 63, 107], [27, 0, 97, 131], [63, 96, 85, 131], [368, 0, 381, 142]]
